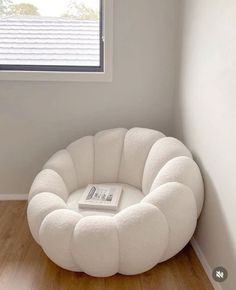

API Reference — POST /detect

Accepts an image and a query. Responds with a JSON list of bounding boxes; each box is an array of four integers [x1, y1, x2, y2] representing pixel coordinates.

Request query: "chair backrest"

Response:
[[31, 127, 204, 216], [44, 127, 193, 193]]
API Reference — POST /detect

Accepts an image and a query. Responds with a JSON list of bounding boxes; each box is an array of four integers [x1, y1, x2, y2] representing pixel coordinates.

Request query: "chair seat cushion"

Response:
[[67, 183, 144, 217]]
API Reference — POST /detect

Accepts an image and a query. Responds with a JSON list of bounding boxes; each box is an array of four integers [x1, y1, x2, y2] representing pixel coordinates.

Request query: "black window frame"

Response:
[[0, 0, 104, 72]]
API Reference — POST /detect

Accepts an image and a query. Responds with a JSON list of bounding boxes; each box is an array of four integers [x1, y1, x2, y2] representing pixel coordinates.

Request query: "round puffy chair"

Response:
[[27, 128, 204, 277]]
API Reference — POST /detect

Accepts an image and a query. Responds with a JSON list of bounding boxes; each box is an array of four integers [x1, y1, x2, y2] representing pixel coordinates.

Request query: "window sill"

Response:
[[0, 70, 112, 82]]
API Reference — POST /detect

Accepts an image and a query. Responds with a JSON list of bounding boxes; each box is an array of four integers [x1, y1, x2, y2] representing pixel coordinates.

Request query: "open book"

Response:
[[78, 184, 122, 211]]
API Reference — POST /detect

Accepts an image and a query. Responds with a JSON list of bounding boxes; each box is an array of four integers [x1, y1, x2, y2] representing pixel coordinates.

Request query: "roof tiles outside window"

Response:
[[0, 17, 100, 68]]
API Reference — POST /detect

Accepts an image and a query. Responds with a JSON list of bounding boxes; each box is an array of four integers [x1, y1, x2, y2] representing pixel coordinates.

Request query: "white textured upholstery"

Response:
[[27, 192, 67, 243], [29, 169, 69, 202], [142, 137, 192, 194], [94, 128, 127, 183], [43, 150, 78, 193], [72, 216, 119, 277], [142, 182, 197, 261], [115, 203, 168, 275], [67, 136, 94, 188], [27, 127, 204, 276], [40, 209, 83, 271], [150, 156, 204, 216], [118, 128, 165, 189]]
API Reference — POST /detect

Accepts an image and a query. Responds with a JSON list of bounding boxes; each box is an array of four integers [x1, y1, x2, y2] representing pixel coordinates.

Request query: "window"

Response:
[[0, 0, 113, 81]]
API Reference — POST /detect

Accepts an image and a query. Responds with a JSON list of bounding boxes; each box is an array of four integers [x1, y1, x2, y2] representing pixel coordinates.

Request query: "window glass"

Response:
[[0, 0, 103, 71]]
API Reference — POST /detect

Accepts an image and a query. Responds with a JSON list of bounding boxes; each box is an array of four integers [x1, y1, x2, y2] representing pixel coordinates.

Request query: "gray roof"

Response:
[[0, 17, 100, 66]]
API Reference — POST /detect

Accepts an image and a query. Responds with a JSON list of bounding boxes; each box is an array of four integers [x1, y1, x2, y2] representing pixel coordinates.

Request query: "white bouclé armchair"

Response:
[[27, 127, 204, 277]]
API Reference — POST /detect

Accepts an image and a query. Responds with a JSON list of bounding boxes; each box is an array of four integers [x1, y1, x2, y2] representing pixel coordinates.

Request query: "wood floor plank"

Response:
[[105, 273, 142, 290], [0, 201, 213, 290]]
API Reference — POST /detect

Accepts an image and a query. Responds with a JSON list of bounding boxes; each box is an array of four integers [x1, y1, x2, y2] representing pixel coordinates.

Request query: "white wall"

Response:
[[174, 1, 236, 289], [0, 0, 179, 194]]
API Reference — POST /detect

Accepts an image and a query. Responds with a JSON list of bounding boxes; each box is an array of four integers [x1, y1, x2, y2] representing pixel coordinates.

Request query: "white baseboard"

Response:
[[191, 238, 223, 290], [0, 194, 28, 200]]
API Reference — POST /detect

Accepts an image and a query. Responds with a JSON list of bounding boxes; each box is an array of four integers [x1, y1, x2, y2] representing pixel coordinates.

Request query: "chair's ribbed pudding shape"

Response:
[[27, 128, 204, 277]]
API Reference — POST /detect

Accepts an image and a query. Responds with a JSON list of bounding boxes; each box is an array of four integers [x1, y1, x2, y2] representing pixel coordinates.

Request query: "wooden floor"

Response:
[[0, 201, 213, 290]]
